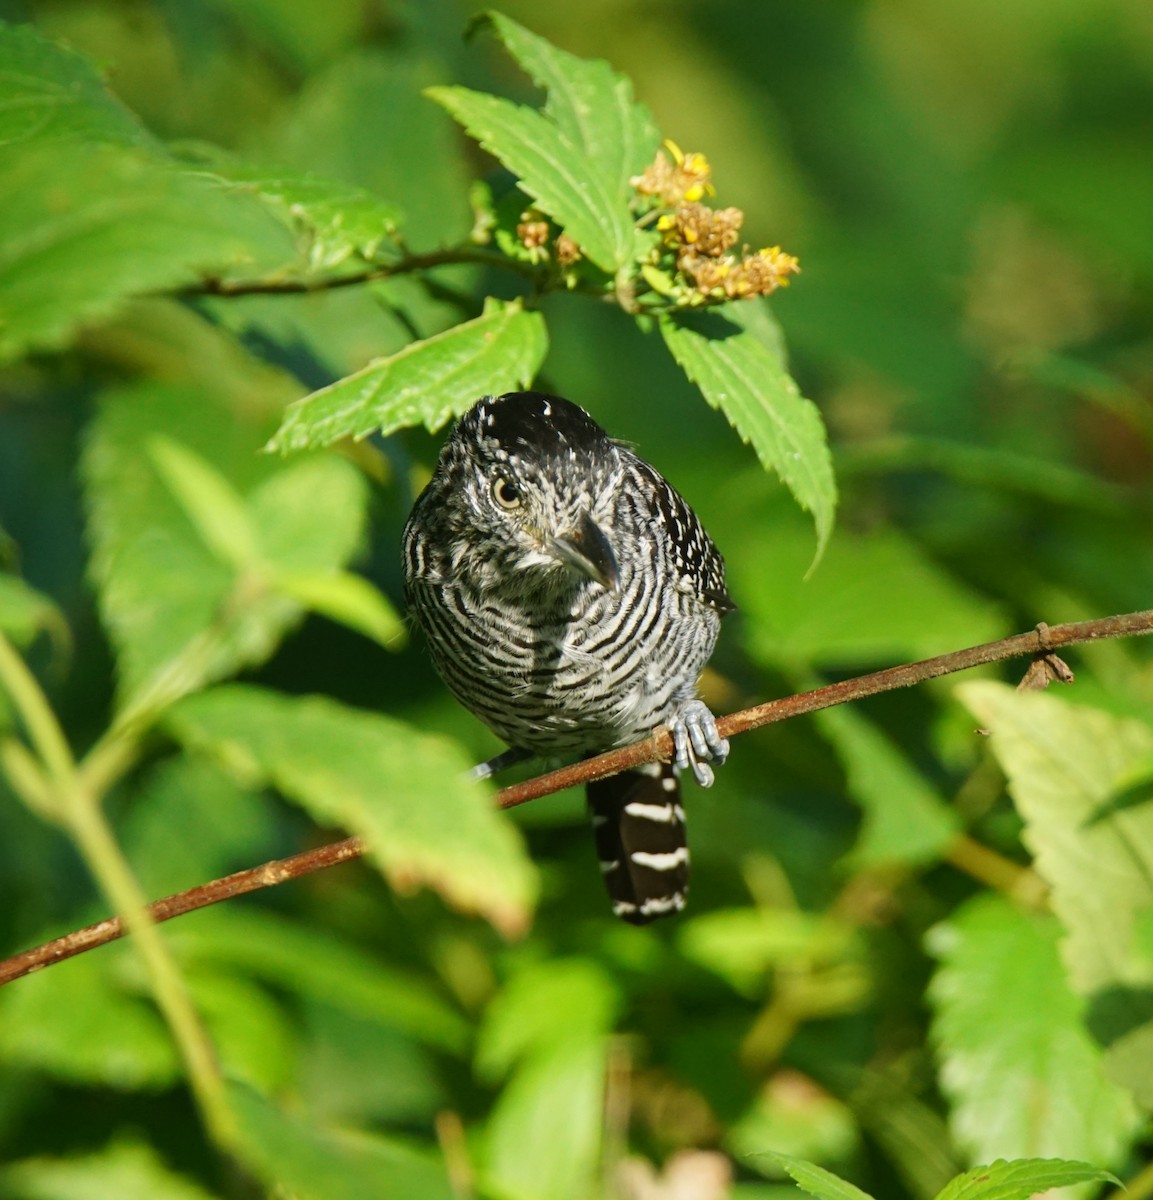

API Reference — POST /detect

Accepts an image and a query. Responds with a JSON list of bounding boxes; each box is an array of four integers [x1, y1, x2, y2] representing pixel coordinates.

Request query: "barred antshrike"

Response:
[[402, 392, 733, 923]]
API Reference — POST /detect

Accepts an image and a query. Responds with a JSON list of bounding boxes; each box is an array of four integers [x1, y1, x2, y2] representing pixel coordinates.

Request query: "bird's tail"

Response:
[[587, 763, 689, 924]]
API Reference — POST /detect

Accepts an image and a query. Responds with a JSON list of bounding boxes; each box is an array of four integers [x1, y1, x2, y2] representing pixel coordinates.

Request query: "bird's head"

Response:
[[434, 391, 623, 594]]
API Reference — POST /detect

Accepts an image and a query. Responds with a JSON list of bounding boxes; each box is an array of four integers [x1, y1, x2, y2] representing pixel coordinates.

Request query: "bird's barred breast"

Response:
[[405, 547, 722, 756]]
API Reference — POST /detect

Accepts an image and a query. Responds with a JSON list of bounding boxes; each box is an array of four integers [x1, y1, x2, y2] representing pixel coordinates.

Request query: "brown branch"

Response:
[[2, 609, 1151, 987], [181, 247, 537, 298]]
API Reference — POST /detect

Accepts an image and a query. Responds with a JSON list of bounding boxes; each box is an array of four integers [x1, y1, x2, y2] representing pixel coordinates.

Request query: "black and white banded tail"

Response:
[[587, 764, 689, 924]]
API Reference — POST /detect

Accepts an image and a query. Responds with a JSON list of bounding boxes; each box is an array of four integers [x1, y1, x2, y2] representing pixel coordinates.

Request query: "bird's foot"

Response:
[[669, 700, 729, 789]]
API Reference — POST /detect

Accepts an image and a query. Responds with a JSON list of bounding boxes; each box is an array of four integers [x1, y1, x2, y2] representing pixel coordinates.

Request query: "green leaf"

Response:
[[680, 908, 861, 998], [0, 23, 156, 149], [927, 894, 1138, 1166], [0, 141, 292, 363], [0, 574, 68, 652], [0, 1141, 218, 1200], [228, 1082, 457, 1200], [756, 1152, 875, 1200], [814, 704, 960, 867], [147, 436, 262, 569], [82, 384, 369, 711], [121, 755, 278, 897], [267, 48, 471, 250], [475, 959, 620, 1081], [428, 85, 634, 272], [166, 908, 469, 1054], [215, 169, 403, 271], [934, 1158, 1120, 1200], [731, 512, 1007, 669], [187, 969, 297, 1094], [0, 946, 179, 1090], [476, 12, 661, 200], [167, 685, 537, 935], [481, 1037, 607, 1200], [660, 307, 836, 560], [274, 569, 406, 650], [958, 682, 1153, 1107], [268, 300, 548, 450]]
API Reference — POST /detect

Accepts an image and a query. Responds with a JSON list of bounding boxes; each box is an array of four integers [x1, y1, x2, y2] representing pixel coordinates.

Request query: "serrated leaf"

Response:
[[274, 570, 406, 650], [660, 307, 836, 559], [927, 894, 1138, 1166], [167, 685, 537, 935], [477, 12, 660, 200], [83, 384, 368, 712], [757, 1152, 875, 1200], [0, 22, 156, 148], [934, 1157, 1120, 1200], [268, 301, 547, 450], [0, 141, 292, 363], [0, 1141, 218, 1200], [958, 683, 1153, 1107], [216, 169, 403, 270], [428, 85, 633, 272], [814, 704, 960, 867], [228, 1082, 457, 1200]]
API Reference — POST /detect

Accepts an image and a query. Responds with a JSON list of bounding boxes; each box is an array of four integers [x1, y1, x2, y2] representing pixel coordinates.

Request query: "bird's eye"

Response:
[[492, 477, 522, 510]]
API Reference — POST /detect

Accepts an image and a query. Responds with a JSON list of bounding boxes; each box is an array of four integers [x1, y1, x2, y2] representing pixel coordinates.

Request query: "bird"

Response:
[[402, 391, 734, 923]]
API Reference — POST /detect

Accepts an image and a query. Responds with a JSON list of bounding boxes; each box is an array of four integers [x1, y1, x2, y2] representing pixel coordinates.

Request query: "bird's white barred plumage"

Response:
[[402, 392, 733, 923]]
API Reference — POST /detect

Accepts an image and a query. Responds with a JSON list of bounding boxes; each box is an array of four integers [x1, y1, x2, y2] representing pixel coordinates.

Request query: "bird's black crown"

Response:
[[460, 392, 611, 458]]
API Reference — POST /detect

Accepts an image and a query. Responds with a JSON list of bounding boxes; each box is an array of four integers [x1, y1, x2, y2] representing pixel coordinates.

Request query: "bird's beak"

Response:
[[552, 510, 620, 592]]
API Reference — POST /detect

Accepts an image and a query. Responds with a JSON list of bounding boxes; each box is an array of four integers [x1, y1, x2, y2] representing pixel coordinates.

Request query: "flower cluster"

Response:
[[631, 142, 714, 207], [515, 213, 583, 270], [631, 142, 800, 306]]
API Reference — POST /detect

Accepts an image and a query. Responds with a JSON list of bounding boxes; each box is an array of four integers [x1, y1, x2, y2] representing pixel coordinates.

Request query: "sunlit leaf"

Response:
[[0, 142, 291, 363], [958, 683, 1153, 1106], [274, 570, 406, 650], [660, 306, 836, 560], [83, 384, 368, 711], [428, 85, 633, 272], [147, 436, 261, 570], [927, 894, 1138, 1165], [933, 1157, 1120, 1200], [756, 1152, 875, 1200], [0, 22, 156, 148], [217, 169, 403, 270], [476, 12, 660, 200], [168, 685, 537, 935], [268, 301, 547, 450]]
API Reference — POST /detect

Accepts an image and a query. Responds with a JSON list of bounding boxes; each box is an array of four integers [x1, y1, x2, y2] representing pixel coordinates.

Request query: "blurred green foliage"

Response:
[[1, 2, 1152, 1198]]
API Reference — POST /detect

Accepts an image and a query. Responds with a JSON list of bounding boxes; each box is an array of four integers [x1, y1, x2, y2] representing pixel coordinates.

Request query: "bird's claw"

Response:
[[670, 700, 728, 789]]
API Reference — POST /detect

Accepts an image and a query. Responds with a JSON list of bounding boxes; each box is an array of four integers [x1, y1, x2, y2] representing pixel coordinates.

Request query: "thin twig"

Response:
[[181, 247, 538, 298], [2, 609, 1151, 987]]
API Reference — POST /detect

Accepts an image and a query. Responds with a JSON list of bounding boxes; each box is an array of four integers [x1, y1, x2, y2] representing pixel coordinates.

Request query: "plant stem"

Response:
[[0, 633, 235, 1147]]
